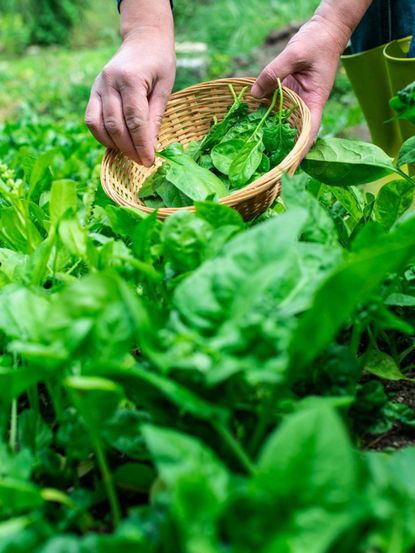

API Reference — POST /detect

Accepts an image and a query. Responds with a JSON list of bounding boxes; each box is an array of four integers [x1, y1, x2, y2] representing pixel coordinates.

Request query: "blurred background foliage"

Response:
[[0, 0, 364, 150]]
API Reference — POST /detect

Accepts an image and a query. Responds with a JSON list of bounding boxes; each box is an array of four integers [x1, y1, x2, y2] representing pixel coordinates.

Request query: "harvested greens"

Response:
[[139, 80, 298, 208]]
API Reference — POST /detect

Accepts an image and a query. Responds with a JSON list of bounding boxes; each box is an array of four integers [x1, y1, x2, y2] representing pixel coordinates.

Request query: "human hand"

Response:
[[252, 14, 350, 145], [85, 30, 175, 166]]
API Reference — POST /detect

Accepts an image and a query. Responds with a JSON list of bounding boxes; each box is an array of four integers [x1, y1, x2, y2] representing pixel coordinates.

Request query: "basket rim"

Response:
[[100, 77, 312, 215]]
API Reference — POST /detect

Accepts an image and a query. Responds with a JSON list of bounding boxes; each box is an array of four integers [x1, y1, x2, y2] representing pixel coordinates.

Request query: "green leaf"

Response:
[[211, 139, 244, 175], [256, 403, 357, 503], [161, 210, 212, 274], [282, 173, 338, 245], [114, 463, 156, 492], [364, 350, 415, 382], [49, 179, 77, 225], [194, 201, 244, 229], [289, 215, 415, 377], [0, 444, 33, 481], [302, 138, 397, 185], [229, 139, 262, 188], [0, 479, 43, 516], [28, 149, 58, 198], [0, 365, 46, 404], [159, 143, 228, 201], [143, 425, 230, 553], [374, 179, 414, 229], [58, 217, 88, 259], [65, 376, 124, 429], [397, 136, 415, 168], [329, 186, 364, 222], [18, 410, 53, 454], [102, 408, 147, 460], [105, 205, 146, 238]]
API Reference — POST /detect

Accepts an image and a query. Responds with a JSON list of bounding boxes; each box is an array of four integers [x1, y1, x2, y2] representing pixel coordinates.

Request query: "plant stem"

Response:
[[9, 399, 17, 452], [228, 83, 238, 103], [396, 168, 415, 186], [213, 421, 256, 475], [277, 78, 284, 125], [282, 103, 299, 121], [251, 87, 279, 141], [92, 433, 121, 529], [248, 386, 279, 457]]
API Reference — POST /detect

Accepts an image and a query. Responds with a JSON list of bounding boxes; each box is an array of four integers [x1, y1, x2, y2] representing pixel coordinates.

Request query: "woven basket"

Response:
[[101, 77, 311, 221]]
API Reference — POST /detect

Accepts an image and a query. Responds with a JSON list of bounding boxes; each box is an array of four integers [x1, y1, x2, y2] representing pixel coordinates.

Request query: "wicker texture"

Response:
[[101, 78, 311, 221]]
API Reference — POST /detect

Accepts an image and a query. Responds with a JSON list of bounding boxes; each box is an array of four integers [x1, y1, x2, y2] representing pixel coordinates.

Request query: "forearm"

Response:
[[119, 0, 174, 43], [312, 0, 374, 54]]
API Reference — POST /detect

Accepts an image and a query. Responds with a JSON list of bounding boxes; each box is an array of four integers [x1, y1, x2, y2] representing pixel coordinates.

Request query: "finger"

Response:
[[252, 49, 297, 99], [120, 85, 154, 167], [307, 100, 324, 148], [101, 89, 140, 163], [85, 92, 116, 149], [148, 80, 171, 149]]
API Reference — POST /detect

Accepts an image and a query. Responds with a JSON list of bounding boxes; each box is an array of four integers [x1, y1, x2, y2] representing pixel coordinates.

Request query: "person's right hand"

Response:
[[85, 30, 176, 167]]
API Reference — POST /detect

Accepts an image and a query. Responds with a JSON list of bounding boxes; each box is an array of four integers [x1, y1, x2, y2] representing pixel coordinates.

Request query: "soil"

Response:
[[231, 23, 303, 78], [363, 377, 415, 451]]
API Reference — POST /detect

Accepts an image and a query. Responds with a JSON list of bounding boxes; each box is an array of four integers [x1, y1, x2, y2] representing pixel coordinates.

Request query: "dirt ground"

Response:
[[364, 378, 415, 451]]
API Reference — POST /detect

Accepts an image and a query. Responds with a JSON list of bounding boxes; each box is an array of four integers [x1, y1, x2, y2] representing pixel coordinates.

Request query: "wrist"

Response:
[[120, 0, 173, 42], [313, 0, 373, 53]]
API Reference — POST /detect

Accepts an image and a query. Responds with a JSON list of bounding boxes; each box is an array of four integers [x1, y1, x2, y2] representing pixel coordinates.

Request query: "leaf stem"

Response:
[[250, 87, 279, 142], [396, 168, 415, 186], [92, 432, 121, 529], [248, 386, 279, 457], [9, 399, 17, 452], [213, 421, 256, 475]]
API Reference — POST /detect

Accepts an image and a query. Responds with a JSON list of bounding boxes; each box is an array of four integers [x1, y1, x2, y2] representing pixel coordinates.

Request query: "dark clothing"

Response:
[[351, 0, 415, 56]]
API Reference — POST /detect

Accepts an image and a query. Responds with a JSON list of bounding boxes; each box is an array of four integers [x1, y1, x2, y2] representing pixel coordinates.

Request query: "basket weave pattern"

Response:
[[101, 78, 311, 221]]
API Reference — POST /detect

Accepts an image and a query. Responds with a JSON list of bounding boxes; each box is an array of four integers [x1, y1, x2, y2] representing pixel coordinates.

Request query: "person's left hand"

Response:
[[252, 15, 348, 145]]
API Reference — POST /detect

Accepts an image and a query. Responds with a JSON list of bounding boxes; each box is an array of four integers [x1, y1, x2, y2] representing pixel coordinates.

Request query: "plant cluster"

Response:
[[140, 83, 297, 208], [0, 0, 85, 48], [0, 82, 415, 552]]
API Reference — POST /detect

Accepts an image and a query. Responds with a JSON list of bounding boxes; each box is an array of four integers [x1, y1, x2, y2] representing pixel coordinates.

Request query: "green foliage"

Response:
[[390, 80, 415, 124], [0, 14, 30, 55], [0, 0, 85, 47], [1, 34, 415, 553]]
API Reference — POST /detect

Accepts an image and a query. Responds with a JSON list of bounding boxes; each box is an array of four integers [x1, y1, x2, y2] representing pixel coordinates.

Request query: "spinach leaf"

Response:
[[198, 85, 249, 154], [211, 138, 245, 175], [390, 80, 415, 124], [397, 136, 415, 168], [158, 143, 228, 201], [374, 179, 414, 229], [228, 139, 263, 188], [264, 122, 297, 166], [302, 138, 398, 185]]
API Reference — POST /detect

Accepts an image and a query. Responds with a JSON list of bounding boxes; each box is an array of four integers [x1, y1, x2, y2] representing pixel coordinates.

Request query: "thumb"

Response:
[[252, 49, 296, 99]]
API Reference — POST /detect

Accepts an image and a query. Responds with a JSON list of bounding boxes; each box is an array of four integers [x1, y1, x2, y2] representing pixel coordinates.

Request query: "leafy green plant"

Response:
[[2, 73, 415, 552], [390, 80, 415, 124]]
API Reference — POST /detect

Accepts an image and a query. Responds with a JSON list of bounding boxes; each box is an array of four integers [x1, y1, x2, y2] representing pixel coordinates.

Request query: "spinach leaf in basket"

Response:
[[211, 139, 245, 175], [229, 86, 279, 189], [265, 123, 297, 167], [229, 140, 263, 189], [197, 85, 249, 155], [158, 143, 228, 201]]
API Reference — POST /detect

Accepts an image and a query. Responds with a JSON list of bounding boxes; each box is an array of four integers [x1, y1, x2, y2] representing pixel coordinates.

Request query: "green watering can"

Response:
[[342, 36, 415, 159]]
